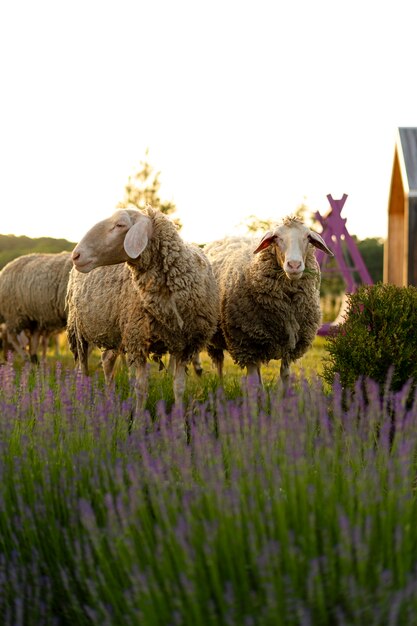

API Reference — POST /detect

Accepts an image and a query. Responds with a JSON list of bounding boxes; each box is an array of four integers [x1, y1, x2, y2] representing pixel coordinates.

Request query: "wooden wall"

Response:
[[384, 149, 408, 286], [408, 198, 417, 286]]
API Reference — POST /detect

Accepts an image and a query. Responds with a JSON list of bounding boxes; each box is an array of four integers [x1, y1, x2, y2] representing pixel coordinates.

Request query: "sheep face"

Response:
[[253, 219, 333, 280], [72, 209, 153, 273]]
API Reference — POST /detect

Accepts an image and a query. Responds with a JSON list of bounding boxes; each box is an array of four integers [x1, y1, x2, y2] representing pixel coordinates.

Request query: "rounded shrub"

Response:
[[322, 282, 417, 393]]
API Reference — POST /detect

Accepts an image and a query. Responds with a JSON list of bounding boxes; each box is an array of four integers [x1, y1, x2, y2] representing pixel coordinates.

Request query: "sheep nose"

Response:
[[72, 250, 80, 262], [287, 260, 302, 271]]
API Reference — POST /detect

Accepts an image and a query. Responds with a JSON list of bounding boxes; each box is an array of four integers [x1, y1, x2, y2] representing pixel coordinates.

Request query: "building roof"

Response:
[[398, 127, 417, 196]]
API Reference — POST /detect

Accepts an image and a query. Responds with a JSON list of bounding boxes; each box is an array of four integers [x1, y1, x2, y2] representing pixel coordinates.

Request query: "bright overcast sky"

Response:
[[1, 0, 416, 245]]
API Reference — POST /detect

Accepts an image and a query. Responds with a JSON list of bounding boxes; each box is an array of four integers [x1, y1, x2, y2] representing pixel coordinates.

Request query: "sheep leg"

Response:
[[216, 356, 224, 380], [77, 336, 90, 376], [40, 331, 58, 359], [170, 353, 203, 377], [134, 361, 149, 413], [173, 360, 186, 405], [53, 334, 61, 357], [246, 362, 263, 387], [280, 358, 290, 388], [6, 330, 30, 361], [40, 332, 48, 359], [207, 345, 224, 380], [191, 352, 203, 377], [29, 329, 41, 364], [167, 354, 175, 375], [101, 348, 119, 383]]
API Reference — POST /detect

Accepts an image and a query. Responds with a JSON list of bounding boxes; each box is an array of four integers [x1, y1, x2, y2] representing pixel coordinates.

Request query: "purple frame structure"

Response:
[[315, 194, 373, 335]]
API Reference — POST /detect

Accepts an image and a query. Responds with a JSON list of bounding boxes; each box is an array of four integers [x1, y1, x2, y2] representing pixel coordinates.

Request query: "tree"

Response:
[[238, 214, 274, 235], [356, 237, 384, 283], [239, 199, 318, 236], [118, 149, 181, 228]]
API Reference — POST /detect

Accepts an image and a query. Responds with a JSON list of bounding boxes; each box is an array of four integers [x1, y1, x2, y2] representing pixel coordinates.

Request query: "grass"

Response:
[[55, 335, 329, 402], [1, 338, 417, 624]]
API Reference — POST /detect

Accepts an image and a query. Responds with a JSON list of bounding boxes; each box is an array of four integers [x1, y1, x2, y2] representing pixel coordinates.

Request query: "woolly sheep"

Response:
[[0, 252, 73, 363], [204, 216, 333, 386], [66, 206, 219, 409]]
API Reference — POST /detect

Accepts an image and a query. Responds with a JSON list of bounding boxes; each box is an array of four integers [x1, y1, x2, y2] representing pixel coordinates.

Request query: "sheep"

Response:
[[0, 326, 64, 362], [0, 252, 73, 363], [204, 216, 333, 387], [66, 206, 219, 409], [0, 323, 28, 361]]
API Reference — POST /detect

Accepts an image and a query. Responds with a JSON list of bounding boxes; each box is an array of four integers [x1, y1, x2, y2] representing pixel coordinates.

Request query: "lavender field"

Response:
[[1, 354, 417, 625]]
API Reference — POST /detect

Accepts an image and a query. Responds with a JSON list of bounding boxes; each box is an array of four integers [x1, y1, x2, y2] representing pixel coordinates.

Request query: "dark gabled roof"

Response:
[[398, 127, 417, 195]]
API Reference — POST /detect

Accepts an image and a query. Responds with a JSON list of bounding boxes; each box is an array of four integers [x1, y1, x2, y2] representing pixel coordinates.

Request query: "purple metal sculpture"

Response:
[[316, 194, 373, 335]]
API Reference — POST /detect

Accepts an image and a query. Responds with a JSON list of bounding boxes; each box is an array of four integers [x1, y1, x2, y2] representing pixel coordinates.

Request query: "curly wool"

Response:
[[66, 207, 219, 367], [0, 252, 73, 335], [205, 235, 322, 368]]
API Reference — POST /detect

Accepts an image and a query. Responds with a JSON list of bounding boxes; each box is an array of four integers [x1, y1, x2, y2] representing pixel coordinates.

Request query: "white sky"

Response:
[[1, 0, 416, 245]]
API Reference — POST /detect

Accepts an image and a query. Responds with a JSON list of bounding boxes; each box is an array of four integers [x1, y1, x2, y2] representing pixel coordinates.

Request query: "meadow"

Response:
[[1, 337, 417, 625]]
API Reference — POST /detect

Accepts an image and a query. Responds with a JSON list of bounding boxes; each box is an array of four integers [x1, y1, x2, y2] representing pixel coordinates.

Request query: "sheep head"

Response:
[[72, 209, 153, 273], [253, 217, 333, 280]]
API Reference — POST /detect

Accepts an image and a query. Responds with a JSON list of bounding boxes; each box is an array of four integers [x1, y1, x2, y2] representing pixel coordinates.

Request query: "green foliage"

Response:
[[319, 257, 345, 297], [118, 148, 181, 228], [322, 282, 417, 393], [0, 234, 75, 270], [319, 237, 383, 299], [238, 214, 274, 234], [357, 237, 384, 283]]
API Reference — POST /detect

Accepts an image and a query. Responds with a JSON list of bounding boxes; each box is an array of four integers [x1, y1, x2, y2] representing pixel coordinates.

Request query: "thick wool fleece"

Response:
[[205, 235, 322, 368], [66, 207, 219, 367], [0, 252, 73, 334]]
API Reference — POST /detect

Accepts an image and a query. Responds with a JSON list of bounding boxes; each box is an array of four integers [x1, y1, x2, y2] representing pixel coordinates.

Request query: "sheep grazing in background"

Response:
[[0, 252, 73, 363], [204, 216, 333, 387], [0, 323, 29, 361], [66, 206, 219, 409], [0, 325, 63, 362]]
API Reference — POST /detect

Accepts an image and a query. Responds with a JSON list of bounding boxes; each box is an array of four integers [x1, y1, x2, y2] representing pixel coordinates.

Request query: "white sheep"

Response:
[[204, 216, 333, 386], [0, 252, 73, 363], [66, 206, 219, 409]]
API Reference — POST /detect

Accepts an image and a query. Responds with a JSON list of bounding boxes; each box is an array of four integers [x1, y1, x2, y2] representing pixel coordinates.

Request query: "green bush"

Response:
[[322, 282, 417, 393]]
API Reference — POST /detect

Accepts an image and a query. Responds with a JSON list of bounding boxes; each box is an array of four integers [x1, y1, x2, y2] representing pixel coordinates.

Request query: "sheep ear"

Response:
[[253, 231, 276, 254], [308, 231, 334, 256], [124, 217, 151, 259]]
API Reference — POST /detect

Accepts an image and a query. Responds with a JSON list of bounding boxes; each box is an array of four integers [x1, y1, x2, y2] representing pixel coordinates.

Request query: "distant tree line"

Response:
[[356, 237, 384, 283], [0, 234, 75, 270]]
